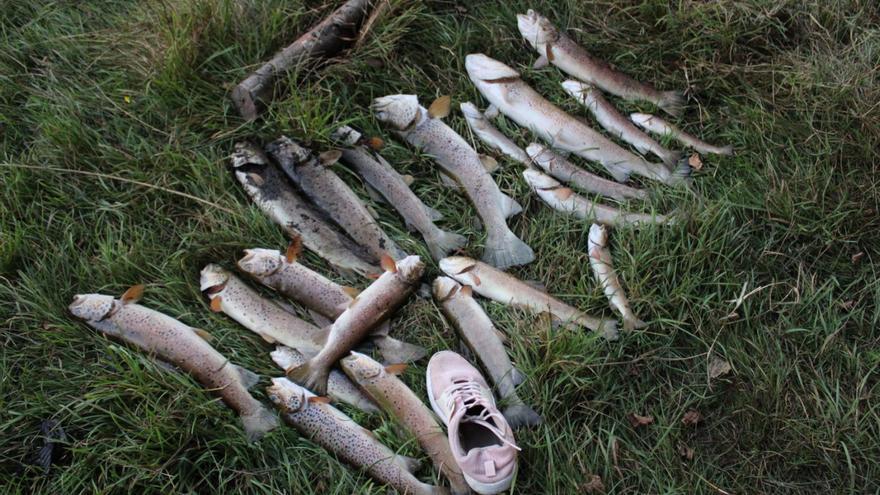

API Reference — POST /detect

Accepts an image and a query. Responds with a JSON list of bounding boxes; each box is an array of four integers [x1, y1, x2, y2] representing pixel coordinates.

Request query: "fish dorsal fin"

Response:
[[342, 286, 360, 298], [285, 236, 302, 263], [555, 187, 574, 200], [210, 296, 223, 312], [460, 285, 473, 297], [479, 154, 499, 173], [384, 363, 407, 375], [428, 95, 451, 119], [193, 328, 213, 341], [401, 174, 415, 186], [308, 396, 331, 405], [365, 136, 384, 150], [121, 284, 145, 305], [533, 54, 549, 69], [318, 150, 342, 166], [380, 254, 398, 273]]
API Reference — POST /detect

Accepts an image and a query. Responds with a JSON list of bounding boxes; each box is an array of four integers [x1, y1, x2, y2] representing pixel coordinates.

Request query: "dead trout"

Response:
[[266, 136, 407, 261], [199, 264, 327, 354], [237, 247, 427, 363], [231, 142, 378, 278], [331, 125, 467, 262], [522, 168, 672, 227], [340, 352, 471, 495], [526, 143, 648, 201], [69, 286, 278, 441], [372, 94, 534, 269], [460, 102, 531, 166], [561, 81, 681, 165], [465, 54, 689, 185], [630, 113, 734, 156], [518, 9, 685, 116], [439, 256, 618, 339], [267, 378, 447, 495], [270, 346, 380, 414], [433, 277, 542, 429], [588, 224, 647, 331], [288, 255, 425, 394]]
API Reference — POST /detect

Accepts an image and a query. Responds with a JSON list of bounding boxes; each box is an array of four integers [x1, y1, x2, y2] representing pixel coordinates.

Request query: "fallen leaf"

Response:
[[688, 153, 703, 170], [682, 409, 702, 426], [851, 252, 864, 264], [581, 474, 605, 493], [123, 95, 131, 104], [708, 354, 732, 380], [365, 136, 384, 150], [840, 300, 856, 310], [627, 412, 654, 428], [428, 95, 452, 119], [677, 442, 695, 460]]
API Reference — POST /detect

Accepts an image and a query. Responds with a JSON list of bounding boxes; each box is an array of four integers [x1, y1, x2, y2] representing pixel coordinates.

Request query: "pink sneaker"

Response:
[[427, 351, 519, 494]]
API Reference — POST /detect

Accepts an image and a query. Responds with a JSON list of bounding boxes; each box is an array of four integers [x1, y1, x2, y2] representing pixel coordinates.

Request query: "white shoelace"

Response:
[[443, 379, 520, 450]]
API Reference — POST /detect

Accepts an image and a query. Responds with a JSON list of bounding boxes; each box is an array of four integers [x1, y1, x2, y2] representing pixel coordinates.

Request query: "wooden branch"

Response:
[[231, 0, 374, 121]]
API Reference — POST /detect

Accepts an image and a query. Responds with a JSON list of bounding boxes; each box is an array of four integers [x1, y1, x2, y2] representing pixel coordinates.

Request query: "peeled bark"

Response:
[[231, 0, 373, 121]]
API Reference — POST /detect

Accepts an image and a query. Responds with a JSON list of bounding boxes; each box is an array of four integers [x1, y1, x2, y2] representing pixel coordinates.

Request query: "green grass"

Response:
[[2, 0, 879, 493]]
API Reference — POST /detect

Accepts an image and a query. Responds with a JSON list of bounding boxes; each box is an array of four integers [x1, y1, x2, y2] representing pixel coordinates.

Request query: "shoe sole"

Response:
[[426, 365, 515, 495]]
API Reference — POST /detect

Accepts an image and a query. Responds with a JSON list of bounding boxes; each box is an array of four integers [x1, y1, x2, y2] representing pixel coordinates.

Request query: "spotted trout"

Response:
[[561, 80, 681, 165], [267, 378, 447, 495], [439, 256, 618, 339], [372, 94, 534, 269], [287, 255, 425, 394], [237, 247, 427, 363], [588, 224, 646, 331], [433, 277, 542, 429], [331, 125, 467, 262], [231, 142, 378, 278], [518, 9, 685, 116], [69, 286, 278, 441], [266, 136, 406, 262], [340, 352, 471, 495], [200, 264, 327, 354], [522, 168, 672, 227], [630, 113, 734, 156], [465, 54, 689, 185]]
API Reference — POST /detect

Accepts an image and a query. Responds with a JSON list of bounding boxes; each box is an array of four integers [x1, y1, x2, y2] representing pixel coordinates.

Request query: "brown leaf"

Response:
[[581, 474, 605, 493], [428, 95, 451, 119], [708, 354, 732, 380], [682, 409, 702, 426], [365, 136, 384, 150], [627, 412, 654, 428], [840, 299, 856, 310], [688, 153, 703, 170], [851, 251, 864, 264], [677, 442, 695, 460]]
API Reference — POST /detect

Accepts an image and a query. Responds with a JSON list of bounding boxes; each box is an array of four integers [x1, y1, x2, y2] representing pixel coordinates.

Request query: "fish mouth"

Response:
[[431, 276, 460, 302], [199, 264, 230, 292], [458, 101, 483, 120], [464, 54, 520, 83], [237, 249, 283, 277], [394, 256, 425, 283], [438, 256, 477, 278], [371, 95, 421, 131]]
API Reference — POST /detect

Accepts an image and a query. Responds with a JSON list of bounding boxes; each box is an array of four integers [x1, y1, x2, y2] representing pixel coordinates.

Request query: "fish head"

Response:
[[459, 101, 485, 121], [525, 143, 553, 165], [330, 125, 362, 147], [629, 113, 654, 127], [464, 54, 520, 83], [516, 9, 559, 48], [588, 224, 608, 247], [432, 276, 461, 302], [68, 293, 117, 322], [231, 142, 268, 168], [438, 256, 479, 279], [267, 377, 309, 413], [341, 351, 384, 382], [393, 255, 426, 285], [199, 264, 231, 293], [237, 249, 284, 277], [372, 94, 423, 131], [522, 167, 562, 190], [561, 80, 595, 101], [266, 136, 311, 167]]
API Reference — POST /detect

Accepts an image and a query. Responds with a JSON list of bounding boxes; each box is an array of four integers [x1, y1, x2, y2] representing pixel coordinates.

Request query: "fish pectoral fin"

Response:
[[192, 328, 214, 342], [209, 296, 223, 313], [307, 309, 333, 328], [384, 363, 408, 375], [234, 364, 261, 390], [318, 149, 342, 166], [380, 254, 398, 273], [479, 154, 499, 173], [438, 171, 459, 188], [307, 396, 331, 404], [121, 284, 145, 305], [285, 236, 302, 263], [260, 333, 277, 344], [533, 54, 550, 69], [401, 174, 415, 186], [484, 104, 500, 119]]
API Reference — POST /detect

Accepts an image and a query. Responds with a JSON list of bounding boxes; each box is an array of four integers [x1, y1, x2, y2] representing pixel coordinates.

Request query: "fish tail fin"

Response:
[[234, 364, 260, 390], [666, 156, 693, 185], [716, 144, 735, 156], [607, 164, 632, 183], [659, 148, 683, 167], [286, 360, 330, 395], [426, 229, 468, 261], [503, 403, 543, 429], [482, 230, 534, 269], [241, 405, 279, 442], [659, 90, 686, 117], [600, 319, 620, 341], [623, 317, 648, 332], [373, 336, 428, 363], [499, 192, 523, 219]]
